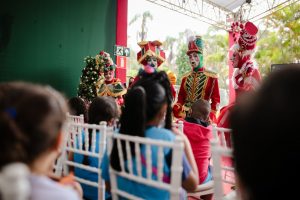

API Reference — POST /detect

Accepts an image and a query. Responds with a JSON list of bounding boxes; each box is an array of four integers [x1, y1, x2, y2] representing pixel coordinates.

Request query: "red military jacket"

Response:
[[173, 68, 220, 121]]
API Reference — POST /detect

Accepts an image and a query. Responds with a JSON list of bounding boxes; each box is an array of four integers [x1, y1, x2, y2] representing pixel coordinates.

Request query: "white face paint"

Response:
[[231, 51, 241, 68], [146, 56, 158, 68], [188, 52, 200, 69]]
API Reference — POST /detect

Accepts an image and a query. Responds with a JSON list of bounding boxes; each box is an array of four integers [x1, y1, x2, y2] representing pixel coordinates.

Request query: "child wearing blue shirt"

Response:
[[73, 96, 118, 200], [101, 72, 199, 199]]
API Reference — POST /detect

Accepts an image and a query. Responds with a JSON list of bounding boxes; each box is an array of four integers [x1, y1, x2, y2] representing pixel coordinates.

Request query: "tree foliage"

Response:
[[255, 2, 300, 77], [175, 43, 190, 84], [127, 2, 300, 91], [129, 11, 153, 41]]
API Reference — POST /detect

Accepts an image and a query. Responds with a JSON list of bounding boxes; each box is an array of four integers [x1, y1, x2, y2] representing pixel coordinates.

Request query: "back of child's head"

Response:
[[68, 96, 88, 122], [111, 81, 167, 171], [191, 99, 211, 121], [230, 65, 300, 200], [133, 71, 172, 129], [120, 80, 167, 137], [88, 96, 118, 125], [0, 82, 67, 169]]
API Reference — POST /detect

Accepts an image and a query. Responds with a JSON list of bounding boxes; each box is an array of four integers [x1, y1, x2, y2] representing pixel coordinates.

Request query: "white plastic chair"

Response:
[[66, 112, 84, 124], [53, 113, 85, 175], [107, 133, 184, 200], [211, 125, 236, 200], [60, 121, 112, 200], [187, 124, 234, 200]]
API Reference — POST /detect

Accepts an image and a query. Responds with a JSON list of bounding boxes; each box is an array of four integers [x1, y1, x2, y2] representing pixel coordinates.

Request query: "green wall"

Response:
[[0, 0, 116, 97]]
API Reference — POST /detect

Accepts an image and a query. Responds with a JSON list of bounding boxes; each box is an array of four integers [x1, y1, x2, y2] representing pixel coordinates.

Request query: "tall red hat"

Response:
[[187, 35, 203, 55], [238, 21, 258, 52], [231, 21, 261, 92], [137, 40, 166, 67]]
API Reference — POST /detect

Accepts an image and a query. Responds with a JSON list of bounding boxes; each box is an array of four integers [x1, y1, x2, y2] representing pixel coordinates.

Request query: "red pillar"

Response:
[[228, 31, 236, 103], [115, 0, 128, 83]]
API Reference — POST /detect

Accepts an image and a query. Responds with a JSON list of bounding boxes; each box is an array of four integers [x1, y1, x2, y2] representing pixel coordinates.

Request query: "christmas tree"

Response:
[[77, 51, 114, 102], [77, 56, 100, 102]]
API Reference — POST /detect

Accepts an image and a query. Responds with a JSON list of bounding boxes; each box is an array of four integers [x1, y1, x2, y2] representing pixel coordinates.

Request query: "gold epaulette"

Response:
[[204, 69, 218, 78], [182, 71, 192, 79]]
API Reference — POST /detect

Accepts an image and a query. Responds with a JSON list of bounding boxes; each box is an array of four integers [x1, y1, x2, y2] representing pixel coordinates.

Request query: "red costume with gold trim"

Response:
[[173, 68, 220, 120], [173, 36, 220, 121]]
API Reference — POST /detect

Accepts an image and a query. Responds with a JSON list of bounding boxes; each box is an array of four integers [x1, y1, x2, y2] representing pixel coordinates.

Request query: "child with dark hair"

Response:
[[73, 96, 119, 200], [68, 96, 88, 122], [0, 82, 80, 200], [101, 78, 199, 199], [135, 70, 174, 130], [185, 99, 211, 127], [230, 65, 300, 200]]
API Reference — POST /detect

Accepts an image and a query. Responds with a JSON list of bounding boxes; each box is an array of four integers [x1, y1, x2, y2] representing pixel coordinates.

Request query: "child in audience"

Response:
[[185, 99, 211, 127], [73, 96, 119, 200], [0, 82, 80, 200], [68, 96, 88, 122], [101, 76, 199, 199], [183, 100, 213, 200], [230, 65, 300, 200]]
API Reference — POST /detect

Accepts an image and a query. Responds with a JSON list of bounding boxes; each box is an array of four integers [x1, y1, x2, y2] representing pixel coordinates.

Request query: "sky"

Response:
[[128, 0, 210, 51]]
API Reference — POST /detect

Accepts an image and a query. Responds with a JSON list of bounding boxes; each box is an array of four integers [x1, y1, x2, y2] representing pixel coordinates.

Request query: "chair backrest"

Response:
[[107, 133, 184, 200], [67, 112, 84, 124], [60, 121, 113, 200], [53, 114, 84, 176], [211, 125, 235, 200]]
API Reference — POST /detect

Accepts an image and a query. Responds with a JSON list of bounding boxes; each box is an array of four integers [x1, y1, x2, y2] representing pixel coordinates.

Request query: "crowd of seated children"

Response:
[[230, 65, 300, 200], [0, 82, 81, 200], [101, 72, 199, 199], [73, 96, 119, 200], [0, 73, 213, 200]]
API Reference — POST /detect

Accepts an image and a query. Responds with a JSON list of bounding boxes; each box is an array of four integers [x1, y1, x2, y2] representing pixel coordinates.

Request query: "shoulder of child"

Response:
[[29, 175, 80, 200]]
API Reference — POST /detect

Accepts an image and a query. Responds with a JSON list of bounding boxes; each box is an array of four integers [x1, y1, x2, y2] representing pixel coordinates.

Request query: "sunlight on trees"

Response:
[[128, 2, 300, 94]]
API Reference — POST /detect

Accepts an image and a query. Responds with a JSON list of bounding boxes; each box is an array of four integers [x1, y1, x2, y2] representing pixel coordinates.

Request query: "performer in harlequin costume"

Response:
[[173, 36, 220, 122], [133, 40, 176, 99], [217, 21, 261, 131], [95, 51, 127, 105]]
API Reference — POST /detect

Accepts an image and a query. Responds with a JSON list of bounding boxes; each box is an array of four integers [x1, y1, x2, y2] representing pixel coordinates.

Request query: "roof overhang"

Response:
[[146, 0, 298, 30]]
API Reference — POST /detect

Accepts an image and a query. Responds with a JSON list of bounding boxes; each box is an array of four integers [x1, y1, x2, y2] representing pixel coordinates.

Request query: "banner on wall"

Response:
[[116, 56, 127, 69], [116, 55, 127, 83]]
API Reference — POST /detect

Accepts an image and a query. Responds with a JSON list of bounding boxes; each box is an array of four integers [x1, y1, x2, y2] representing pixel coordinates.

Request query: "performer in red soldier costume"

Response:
[[132, 40, 177, 99], [217, 21, 261, 134], [95, 51, 127, 105], [173, 36, 220, 122]]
